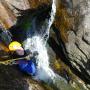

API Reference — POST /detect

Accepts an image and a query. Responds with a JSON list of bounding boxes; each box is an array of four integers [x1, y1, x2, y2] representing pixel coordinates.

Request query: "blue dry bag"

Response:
[[18, 59, 36, 75]]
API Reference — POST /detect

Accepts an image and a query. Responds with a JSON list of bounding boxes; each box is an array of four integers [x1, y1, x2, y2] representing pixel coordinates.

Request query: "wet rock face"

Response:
[[0, 65, 29, 90], [1, 0, 90, 89], [0, 65, 49, 90], [65, 0, 90, 83]]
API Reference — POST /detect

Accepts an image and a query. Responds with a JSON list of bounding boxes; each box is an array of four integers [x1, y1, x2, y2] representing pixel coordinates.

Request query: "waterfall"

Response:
[[23, 0, 73, 89], [24, 0, 57, 82], [34, 0, 57, 82], [42, 0, 56, 42]]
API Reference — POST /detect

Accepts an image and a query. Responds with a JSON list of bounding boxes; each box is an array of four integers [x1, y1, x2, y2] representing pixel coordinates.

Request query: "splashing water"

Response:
[[24, 36, 55, 82], [42, 0, 56, 42], [34, 0, 57, 82], [24, 36, 72, 90], [23, 0, 73, 89], [24, 0, 56, 82]]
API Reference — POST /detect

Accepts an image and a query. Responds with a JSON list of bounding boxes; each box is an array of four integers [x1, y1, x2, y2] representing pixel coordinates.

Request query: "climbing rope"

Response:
[[0, 51, 38, 65], [0, 54, 32, 65]]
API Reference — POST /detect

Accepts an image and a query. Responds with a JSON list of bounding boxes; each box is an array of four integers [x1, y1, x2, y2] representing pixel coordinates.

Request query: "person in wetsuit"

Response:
[[0, 26, 36, 76]]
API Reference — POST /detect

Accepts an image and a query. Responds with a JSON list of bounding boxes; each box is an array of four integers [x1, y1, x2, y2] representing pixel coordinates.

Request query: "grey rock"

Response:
[[65, 0, 90, 83], [0, 65, 47, 90]]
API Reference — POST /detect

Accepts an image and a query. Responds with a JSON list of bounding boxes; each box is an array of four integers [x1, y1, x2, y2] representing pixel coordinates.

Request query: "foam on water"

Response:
[[23, 0, 56, 82], [25, 36, 55, 82], [34, 0, 57, 82], [43, 0, 56, 42], [23, 0, 75, 89], [24, 35, 56, 82]]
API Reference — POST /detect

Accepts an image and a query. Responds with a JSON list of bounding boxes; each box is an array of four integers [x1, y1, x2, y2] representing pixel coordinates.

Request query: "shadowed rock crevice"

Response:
[[65, 0, 90, 84], [48, 25, 90, 84]]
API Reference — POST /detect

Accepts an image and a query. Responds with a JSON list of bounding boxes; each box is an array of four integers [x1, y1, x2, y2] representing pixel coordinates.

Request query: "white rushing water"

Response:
[[34, 0, 57, 82], [24, 0, 56, 82], [23, 1, 72, 89], [23, 0, 74, 89], [25, 36, 56, 82], [42, 0, 56, 42]]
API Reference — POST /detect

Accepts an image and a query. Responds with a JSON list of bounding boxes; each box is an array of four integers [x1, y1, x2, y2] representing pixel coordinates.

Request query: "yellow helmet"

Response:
[[9, 41, 22, 51]]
